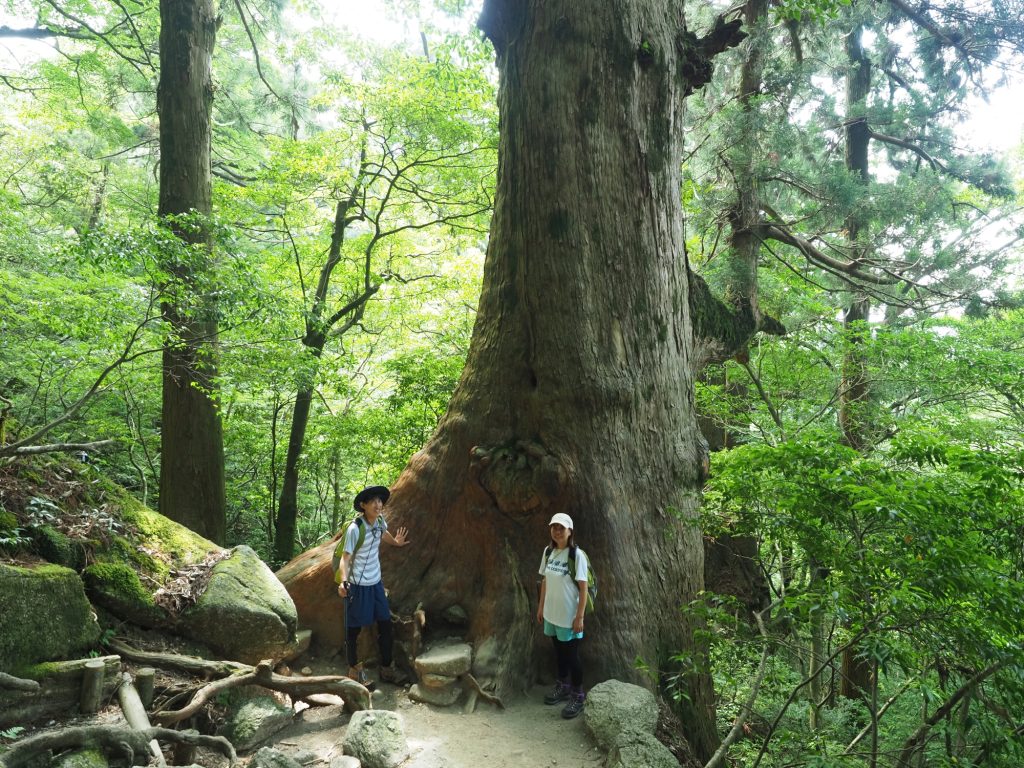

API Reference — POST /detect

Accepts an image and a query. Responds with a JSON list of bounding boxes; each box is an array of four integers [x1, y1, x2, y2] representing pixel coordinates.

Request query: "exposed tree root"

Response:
[[0, 725, 236, 768], [0, 672, 40, 692], [106, 638, 250, 677], [462, 673, 504, 711], [152, 659, 371, 724]]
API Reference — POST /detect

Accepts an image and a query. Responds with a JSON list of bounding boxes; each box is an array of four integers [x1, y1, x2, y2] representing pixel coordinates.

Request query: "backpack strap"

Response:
[[332, 516, 375, 584]]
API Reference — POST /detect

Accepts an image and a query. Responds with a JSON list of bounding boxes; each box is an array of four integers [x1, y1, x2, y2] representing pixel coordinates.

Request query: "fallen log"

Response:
[[118, 672, 165, 767], [0, 725, 236, 768], [0, 655, 121, 729]]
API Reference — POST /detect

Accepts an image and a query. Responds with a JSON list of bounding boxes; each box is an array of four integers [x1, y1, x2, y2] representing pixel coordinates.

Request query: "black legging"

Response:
[[552, 636, 583, 687], [347, 619, 394, 668]]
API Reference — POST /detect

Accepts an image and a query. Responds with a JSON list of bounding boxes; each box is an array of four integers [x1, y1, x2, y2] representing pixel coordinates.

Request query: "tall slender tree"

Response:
[[156, 0, 226, 543]]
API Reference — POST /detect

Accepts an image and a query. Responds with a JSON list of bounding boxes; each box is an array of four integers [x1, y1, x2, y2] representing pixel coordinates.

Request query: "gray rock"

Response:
[[0, 563, 100, 670], [330, 757, 361, 768], [408, 682, 462, 707], [342, 710, 409, 768], [290, 749, 319, 765], [179, 545, 298, 664], [250, 747, 303, 768], [419, 672, 459, 689], [441, 604, 468, 625], [413, 642, 472, 678], [219, 696, 295, 752], [607, 727, 680, 768], [584, 680, 659, 751]]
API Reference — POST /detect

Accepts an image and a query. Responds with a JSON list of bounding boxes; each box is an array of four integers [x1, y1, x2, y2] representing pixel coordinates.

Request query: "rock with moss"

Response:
[[100, 488, 218, 578], [218, 697, 294, 752], [54, 748, 109, 768], [179, 546, 298, 664], [0, 563, 100, 669], [83, 562, 169, 628], [29, 525, 86, 571]]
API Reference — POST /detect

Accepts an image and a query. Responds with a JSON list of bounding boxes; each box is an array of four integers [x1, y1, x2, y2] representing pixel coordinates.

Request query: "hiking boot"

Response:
[[561, 690, 585, 719], [348, 665, 375, 692], [544, 679, 571, 705], [379, 664, 409, 685]]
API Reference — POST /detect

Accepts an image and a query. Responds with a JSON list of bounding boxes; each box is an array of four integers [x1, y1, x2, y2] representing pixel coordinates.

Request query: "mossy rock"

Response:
[[29, 525, 86, 570], [179, 546, 298, 664], [108, 489, 217, 578], [83, 562, 168, 628], [0, 563, 100, 669], [55, 748, 109, 768]]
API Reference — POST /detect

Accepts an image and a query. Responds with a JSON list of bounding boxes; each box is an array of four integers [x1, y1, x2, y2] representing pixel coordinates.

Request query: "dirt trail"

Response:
[[270, 682, 605, 768]]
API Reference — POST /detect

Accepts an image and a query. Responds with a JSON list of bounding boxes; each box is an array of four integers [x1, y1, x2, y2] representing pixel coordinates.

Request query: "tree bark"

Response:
[[839, 20, 874, 703], [156, 0, 225, 544], [396, 3, 743, 759], [279, 3, 750, 760]]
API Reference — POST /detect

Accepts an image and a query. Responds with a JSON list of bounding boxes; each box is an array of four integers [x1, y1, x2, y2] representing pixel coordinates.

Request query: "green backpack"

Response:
[[544, 544, 597, 613], [332, 516, 381, 584]]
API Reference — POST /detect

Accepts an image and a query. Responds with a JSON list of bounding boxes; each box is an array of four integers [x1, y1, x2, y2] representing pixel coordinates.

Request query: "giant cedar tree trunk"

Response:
[[280, 3, 750, 760], [156, 0, 225, 544], [394, 3, 729, 756]]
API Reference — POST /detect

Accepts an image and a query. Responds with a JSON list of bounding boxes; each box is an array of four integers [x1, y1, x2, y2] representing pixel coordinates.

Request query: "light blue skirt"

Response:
[[543, 618, 583, 641]]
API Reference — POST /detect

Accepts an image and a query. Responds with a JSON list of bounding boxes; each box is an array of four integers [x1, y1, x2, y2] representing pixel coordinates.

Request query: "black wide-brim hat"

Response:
[[353, 485, 390, 511]]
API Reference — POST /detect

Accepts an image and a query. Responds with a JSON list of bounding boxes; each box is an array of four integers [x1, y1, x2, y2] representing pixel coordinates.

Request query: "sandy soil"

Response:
[[268, 676, 606, 768]]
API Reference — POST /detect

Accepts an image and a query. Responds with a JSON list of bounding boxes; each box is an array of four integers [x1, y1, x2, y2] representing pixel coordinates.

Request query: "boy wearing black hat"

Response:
[[334, 485, 410, 687]]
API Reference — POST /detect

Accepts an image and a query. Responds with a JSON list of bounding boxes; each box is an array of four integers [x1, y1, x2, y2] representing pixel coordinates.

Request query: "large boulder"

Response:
[[83, 562, 169, 628], [584, 679, 659, 751], [219, 697, 295, 752], [276, 537, 345, 654], [585, 679, 679, 767], [0, 563, 100, 670], [607, 728, 681, 768], [342, 710, 409, 768], [179, 546, 298, 664]]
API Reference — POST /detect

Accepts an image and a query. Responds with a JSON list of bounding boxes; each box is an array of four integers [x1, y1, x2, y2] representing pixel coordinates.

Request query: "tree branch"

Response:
[[895, 660, 1007, 766], [6, 438, 117, 456], [761, 223, 899, 285]]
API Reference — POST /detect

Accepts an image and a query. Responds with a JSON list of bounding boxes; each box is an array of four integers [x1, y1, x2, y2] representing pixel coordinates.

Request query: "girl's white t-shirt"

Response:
[[539, 546, 589, 629]]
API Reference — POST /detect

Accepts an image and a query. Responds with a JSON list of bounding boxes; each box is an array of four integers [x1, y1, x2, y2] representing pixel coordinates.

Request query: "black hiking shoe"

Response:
[[561, 691, 585, 719], [544, 680, 571, 705]]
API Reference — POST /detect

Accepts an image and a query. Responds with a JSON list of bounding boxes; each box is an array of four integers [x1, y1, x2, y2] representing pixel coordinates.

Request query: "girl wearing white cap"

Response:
[[537, 511, 589, 719]]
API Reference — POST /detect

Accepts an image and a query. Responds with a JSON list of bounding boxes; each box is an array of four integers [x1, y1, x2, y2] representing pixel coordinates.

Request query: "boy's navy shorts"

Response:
[[346, 581, 391, 627]]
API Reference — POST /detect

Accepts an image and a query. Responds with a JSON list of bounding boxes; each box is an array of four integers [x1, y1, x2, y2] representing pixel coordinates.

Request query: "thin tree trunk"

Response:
[[156, 0, 225, 544], [839, 19, 874, 702]]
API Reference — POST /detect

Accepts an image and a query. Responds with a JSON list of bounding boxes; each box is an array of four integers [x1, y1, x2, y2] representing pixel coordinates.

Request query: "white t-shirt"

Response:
[[343, 516, 388, 586], [539, 546, 590, 629]]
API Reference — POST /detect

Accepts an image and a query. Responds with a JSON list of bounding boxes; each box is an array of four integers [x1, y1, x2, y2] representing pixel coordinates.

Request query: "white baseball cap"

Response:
[[548, 513, 574, 529]]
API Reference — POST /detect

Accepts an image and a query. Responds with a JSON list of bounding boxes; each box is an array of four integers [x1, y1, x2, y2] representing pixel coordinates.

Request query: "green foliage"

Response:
[[0, 725, 25, 743]]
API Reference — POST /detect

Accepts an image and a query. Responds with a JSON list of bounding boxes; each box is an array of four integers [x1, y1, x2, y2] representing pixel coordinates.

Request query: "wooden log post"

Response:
[[80, 659, 106, 714], [172, 729, 199, 765], [136, 667, 156, 709]]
